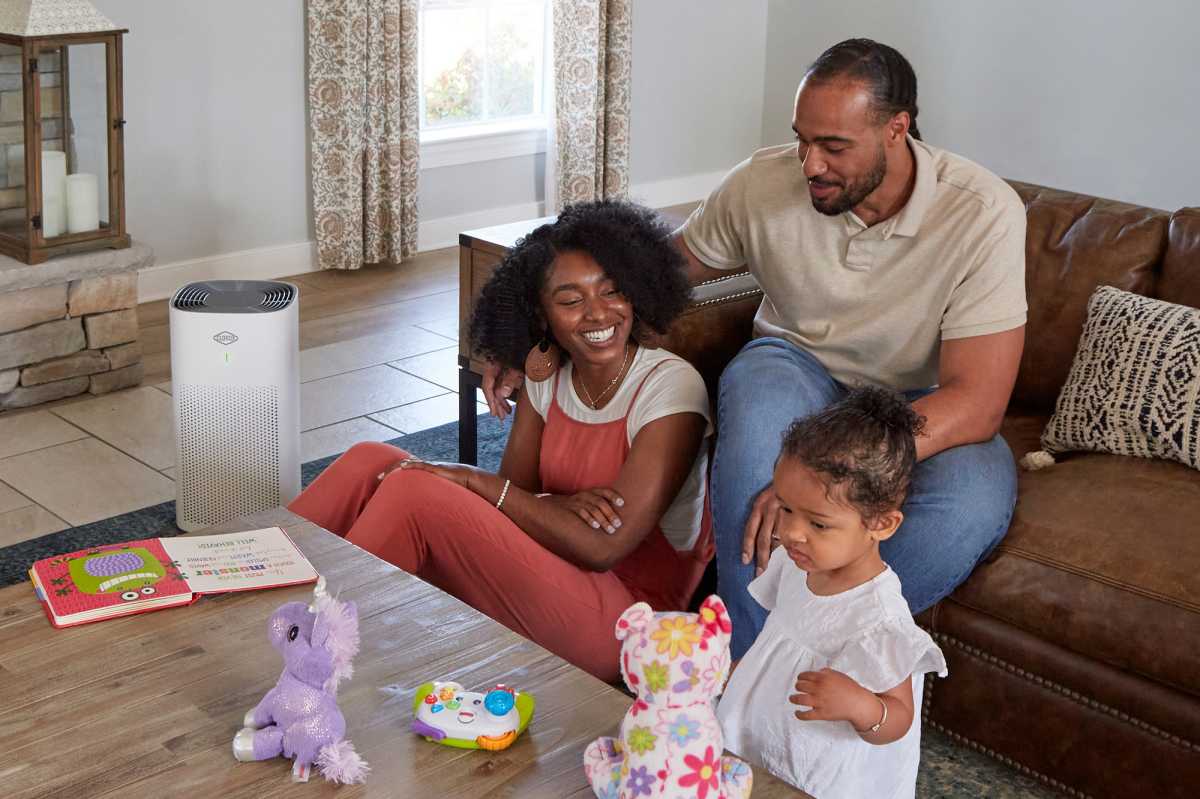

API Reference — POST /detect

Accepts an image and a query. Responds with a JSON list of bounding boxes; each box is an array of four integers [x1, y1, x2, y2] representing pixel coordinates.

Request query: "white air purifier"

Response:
[[169, 280, 301, 532]]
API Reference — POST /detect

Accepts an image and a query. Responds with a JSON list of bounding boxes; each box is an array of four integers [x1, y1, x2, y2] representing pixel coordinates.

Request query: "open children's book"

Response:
[[28, 527, 319, 628]]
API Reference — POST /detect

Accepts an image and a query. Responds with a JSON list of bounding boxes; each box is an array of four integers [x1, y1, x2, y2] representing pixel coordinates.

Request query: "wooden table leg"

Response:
[[458, 359, 481, 465]]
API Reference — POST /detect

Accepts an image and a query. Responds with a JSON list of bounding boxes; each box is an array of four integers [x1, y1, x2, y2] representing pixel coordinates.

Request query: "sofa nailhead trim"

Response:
[[929, 631, 1199, 753], [694, 273, 750, 288], [687, 288, 763, 310]]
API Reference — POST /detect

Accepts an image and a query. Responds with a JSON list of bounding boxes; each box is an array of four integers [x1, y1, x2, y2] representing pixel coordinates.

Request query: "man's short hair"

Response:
[[806, 38, 922, 140]]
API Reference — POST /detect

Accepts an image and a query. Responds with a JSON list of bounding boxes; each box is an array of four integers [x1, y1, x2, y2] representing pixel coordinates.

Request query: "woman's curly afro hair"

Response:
[[469, 199, 692, 370]]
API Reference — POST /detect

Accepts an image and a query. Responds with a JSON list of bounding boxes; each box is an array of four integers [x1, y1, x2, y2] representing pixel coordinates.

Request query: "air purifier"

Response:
[[169, 280, 301, 532]]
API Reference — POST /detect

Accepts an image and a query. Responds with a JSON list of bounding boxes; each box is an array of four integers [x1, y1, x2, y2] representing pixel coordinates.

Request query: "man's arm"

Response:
[[672, 232, 733, 286], [910, 326, 1024, 461]]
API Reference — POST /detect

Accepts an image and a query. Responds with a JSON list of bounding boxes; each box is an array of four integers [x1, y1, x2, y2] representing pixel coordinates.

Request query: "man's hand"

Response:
[[789, 668, 879, 729], [482, 361, 524, 421], [742, 484, 781, 575]]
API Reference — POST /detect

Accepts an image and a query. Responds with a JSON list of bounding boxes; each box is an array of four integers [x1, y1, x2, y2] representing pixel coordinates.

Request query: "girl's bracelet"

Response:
[[496, 478, 512, 510], [857, 695, 888, 734]]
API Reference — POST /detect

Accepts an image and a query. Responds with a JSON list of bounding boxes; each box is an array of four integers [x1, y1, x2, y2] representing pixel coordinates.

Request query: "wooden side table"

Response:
[[456, 217, 551, 462]]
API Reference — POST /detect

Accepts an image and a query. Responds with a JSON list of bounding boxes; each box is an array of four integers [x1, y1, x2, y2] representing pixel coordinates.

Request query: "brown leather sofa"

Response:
[[662, 182, 1200, 798]]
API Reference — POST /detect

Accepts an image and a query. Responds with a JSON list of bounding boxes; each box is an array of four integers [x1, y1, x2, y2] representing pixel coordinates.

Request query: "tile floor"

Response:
[[0, 247, 479, 549]]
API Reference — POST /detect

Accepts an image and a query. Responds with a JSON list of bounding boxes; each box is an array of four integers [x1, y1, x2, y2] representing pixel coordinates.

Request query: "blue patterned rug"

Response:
[[0, 413, 513, 591], [0, 412, 1060, 797]]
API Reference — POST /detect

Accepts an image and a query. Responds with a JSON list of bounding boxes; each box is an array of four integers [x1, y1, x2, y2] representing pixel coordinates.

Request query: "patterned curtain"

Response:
[[552, 0, 632, 210], [308, 0, 419, 270]]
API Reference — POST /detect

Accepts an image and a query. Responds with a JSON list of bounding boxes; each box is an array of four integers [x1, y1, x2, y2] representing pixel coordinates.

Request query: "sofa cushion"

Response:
[[1007, 181, 1168, 410], [1038, 286, 1200, 471], [950, 412, 1200, 695], [1160, 207, 1200, 309]]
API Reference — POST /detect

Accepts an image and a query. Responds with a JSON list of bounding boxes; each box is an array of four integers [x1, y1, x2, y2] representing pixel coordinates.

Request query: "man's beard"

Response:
[[808, 146, 887, 216]]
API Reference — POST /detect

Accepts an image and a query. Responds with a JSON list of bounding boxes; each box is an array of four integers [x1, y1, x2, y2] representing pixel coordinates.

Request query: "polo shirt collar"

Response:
[[885, 135, 937, 239]]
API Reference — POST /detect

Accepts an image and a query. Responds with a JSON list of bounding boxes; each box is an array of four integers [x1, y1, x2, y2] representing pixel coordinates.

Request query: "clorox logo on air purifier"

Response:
[[213, 331, 239, 345]]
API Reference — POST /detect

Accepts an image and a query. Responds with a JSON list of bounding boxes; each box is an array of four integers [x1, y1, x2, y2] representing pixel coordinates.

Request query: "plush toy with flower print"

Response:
[[584, 595, 752, 799]]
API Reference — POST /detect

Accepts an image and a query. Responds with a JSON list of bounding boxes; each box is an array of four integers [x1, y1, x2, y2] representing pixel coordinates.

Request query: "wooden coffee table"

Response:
[[0, 508, 803, 797]]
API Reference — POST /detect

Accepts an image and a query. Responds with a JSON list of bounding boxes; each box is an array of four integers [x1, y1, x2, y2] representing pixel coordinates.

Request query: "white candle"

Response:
[[66, 173, 99, 234], [41, 151, 66, 238]]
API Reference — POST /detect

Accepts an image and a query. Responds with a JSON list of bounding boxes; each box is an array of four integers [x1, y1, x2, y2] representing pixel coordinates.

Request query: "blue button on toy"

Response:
[[484, 689, 515, 716]]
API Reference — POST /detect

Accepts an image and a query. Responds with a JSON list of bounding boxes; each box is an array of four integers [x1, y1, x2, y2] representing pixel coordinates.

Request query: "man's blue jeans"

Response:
[[711, 337, 1018, 659]]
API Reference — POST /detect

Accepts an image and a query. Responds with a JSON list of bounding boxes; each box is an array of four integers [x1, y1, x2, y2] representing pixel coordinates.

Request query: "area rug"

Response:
[[0, 413, 1061, 797], [0, 413, 513, 591]]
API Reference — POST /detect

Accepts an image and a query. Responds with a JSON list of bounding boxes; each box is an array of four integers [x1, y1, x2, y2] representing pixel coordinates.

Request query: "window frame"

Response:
[[417, 0, 552, 169]]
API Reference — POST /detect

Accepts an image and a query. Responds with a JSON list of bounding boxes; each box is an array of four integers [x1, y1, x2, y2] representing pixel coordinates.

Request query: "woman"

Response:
[[288, 200, 712, 680]]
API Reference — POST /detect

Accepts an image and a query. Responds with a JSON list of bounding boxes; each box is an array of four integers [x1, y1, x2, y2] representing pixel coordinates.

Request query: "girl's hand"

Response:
[[378, 457, 485, 493], [556, 488, 626, 533], [789, 668, 880, 729]]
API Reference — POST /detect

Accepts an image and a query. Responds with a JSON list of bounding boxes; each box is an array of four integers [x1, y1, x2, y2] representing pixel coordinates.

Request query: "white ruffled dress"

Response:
[[717, 547, 947, 799]]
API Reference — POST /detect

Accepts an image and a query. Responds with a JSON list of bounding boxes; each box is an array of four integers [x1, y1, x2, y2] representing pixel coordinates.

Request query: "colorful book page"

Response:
[[162, 528, 318, 594]]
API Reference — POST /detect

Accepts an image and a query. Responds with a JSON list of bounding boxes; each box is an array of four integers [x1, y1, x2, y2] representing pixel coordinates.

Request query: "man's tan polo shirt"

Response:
[[681, 137, 1027, 391]]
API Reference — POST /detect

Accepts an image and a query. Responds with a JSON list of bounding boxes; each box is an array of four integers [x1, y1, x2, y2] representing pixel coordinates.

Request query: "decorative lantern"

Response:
[[0, 0, 128, 264]]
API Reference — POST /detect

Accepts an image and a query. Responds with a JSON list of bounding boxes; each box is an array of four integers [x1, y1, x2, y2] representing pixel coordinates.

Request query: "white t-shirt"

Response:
[[524, 346, 711, 551], [717, 547, 948, 798]]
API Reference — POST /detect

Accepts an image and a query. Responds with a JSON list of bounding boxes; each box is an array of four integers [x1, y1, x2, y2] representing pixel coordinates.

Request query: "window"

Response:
[[419, 0, 550, 168]]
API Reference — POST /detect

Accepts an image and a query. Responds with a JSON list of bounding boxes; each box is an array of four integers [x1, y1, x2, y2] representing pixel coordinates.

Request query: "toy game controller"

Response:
[[411, 680, 535, 751]]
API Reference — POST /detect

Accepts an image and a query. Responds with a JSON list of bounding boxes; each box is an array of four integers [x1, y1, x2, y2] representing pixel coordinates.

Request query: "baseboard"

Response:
[[416, 200, 546, 252], [138, 241, 318, 303], [627, 169, 726, 211], [138, 168, 729, 303]]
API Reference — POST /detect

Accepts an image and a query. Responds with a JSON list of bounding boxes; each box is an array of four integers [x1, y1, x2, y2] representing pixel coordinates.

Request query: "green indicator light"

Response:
[[224, 352, 230, 363]]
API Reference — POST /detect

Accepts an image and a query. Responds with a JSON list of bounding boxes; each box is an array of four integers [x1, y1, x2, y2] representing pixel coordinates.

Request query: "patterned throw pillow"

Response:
[[1034, 285, 1200, 471]]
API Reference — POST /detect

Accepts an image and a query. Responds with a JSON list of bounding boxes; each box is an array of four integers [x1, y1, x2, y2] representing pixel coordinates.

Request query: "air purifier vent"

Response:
[[171, 280, 297, 314], [260, 285, 296, 310], [176, 383, 282, 528], [173, 286, 210, 310]]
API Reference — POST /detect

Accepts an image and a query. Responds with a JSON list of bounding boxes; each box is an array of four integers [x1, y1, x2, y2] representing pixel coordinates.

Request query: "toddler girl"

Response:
[[717, 386, 947, 798]]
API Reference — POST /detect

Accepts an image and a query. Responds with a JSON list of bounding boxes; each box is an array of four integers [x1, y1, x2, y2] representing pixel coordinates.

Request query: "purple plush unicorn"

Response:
[[232, 578, 368, 784]]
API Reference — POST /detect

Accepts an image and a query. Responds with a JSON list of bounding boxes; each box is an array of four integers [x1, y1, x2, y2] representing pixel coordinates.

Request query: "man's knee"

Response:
[[917, 435, 1017, 520], [717, 339, 840, 430]]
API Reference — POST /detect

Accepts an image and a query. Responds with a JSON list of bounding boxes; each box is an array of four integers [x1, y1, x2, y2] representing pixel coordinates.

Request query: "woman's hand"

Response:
[[551, 488, 626, 534], [742, 484, 782, 576], [378, 457, 485, 493], [789, 668, 880, 730]]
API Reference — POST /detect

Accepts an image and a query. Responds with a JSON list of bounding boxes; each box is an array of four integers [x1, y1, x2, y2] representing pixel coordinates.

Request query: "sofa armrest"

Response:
[[661, 271, 762, 393]]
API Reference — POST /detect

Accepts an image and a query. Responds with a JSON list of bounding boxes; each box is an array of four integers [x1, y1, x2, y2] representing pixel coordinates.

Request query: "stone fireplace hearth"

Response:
[[0, 242, 152, 411]]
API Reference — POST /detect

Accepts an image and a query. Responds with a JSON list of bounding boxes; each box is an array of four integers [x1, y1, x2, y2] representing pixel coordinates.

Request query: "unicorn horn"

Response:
[[308, 575, 328, 612]]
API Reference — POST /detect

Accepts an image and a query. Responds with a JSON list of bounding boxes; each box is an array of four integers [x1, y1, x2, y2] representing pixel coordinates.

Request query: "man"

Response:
[[487, 38, 1026, 660]]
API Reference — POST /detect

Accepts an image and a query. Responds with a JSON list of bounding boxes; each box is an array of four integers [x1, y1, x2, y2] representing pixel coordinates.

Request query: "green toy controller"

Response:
[[411, 680, 535, 751]]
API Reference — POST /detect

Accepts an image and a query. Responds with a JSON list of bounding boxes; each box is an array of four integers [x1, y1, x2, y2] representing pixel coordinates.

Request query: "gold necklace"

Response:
[[576, 344, 632, 410]]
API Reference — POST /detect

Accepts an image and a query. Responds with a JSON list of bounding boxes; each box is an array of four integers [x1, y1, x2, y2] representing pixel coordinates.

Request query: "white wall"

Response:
[[97, 0, 310, 268], [630, 0, 767, 187], [761, 0, 1200, 212]]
